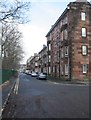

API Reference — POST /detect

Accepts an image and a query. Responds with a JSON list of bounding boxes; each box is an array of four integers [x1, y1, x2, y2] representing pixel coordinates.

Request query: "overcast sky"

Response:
[[19, 0, 90, 64]]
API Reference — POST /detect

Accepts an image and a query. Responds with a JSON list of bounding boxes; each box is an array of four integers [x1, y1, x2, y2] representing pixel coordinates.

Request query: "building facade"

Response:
[[19, 64, 26, 72], [26, 53, 39, 73], [46, 1, 91, 80], [38, 45, 47, 73], [27, 45, 48, 74]]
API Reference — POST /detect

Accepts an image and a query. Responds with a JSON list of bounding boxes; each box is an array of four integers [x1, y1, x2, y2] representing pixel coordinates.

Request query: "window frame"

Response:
[[82, 28, 86, 37], [61, 31, 63, 41], [48, 43, 51, 51], [61, 65, 64, 75], [82, 64, 87, 74], [65, 46, 68, 56], [65, 64, 68, 75], [49, 66, 51, 74], [81, 12, 86, 21], [49, 55, 51, 62], [64, 29, 68, 40], [82, 45, 87, 56], [61, 47, 64, 58]]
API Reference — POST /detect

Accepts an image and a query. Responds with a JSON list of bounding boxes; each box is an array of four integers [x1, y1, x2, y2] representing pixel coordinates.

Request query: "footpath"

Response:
[[47, 76, 90, 85], [0, 76, 17, 118]]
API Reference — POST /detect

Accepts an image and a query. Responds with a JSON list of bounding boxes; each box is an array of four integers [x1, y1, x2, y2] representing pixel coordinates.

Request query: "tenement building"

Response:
[[38, 45, 47, 73], [46, 1, 91, 80]]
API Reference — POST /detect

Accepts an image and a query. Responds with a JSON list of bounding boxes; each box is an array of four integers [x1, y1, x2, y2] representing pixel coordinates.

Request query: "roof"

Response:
[[46, 7, 69, 37], [46, 1, 91, 37], [38, 45, 47, 54]]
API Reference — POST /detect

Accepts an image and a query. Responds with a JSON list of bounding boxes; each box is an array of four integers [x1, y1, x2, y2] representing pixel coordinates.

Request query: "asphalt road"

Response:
[[2, 73, 89, 118]]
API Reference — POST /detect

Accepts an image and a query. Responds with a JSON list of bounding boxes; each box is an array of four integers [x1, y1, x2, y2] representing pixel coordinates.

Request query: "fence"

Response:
[[0, 69, 18, 84]]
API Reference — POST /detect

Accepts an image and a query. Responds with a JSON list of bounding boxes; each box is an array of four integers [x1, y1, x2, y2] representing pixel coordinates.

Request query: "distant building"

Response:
[[27, 53, 39, 72], [46, 1, 91, 80], [19, 64, 26, 72], [26, 56, 34, 70], [38, 45, 47, 73], [27, 45, 48, 74]]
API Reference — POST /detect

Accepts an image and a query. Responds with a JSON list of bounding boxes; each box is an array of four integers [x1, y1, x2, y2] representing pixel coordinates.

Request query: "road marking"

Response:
[[14, 78, 19, 95], [0, 80, 16, 118]]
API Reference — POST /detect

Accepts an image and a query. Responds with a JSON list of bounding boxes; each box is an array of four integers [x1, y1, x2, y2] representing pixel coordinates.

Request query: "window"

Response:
[[82, 46, 87, 55], [49, 67, 51, 74], [49, 55, 51, 62], [81, 12, 85, 21], [82, 64, 87, 73], [39, 54, 41, 58], [53, 66, 55, 73], [5, 50, 8, 57], [61, 31, 63, 41], [82, 28, 86, 37], [63, 17, 67, 25], [65, 64, 68, 75], [61, 65, 63, 75], [65, 46, 68, 56], [49, 44, 51, 51], [2, 50, 4, 57], [64, 29, 68, 40], [61, 47, 64, 58], [35, 62, 38, 66]]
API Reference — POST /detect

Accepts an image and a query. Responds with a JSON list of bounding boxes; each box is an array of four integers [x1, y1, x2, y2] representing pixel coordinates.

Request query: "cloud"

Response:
[[19, 23, 47, 63], [19, 2, 67, 63]]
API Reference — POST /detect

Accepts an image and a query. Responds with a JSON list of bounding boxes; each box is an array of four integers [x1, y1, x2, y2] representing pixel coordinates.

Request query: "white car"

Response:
[[37, 73, 47, 80], [31, 72, 38, 77], [25, 70, 30, 74], [28, 71, 32, 75]]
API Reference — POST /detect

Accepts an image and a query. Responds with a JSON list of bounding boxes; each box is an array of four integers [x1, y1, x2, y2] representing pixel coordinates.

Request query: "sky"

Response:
[[19, 0, 90, 64]]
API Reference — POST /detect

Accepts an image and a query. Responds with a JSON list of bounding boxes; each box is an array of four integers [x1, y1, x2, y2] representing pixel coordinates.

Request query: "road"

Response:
[[2, 73, 89, 118]]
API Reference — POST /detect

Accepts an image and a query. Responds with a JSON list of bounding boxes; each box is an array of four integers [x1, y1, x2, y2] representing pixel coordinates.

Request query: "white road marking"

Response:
[[14, 78, 19, 95], [0, 80, 16, 117]]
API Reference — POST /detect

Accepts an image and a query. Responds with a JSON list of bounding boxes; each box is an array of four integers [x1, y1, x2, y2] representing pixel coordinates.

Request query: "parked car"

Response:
[[25, 70, 30, 74], [31, 72, 38, 77], [28, 72, 32, 75], [37, 72, 47, 80]]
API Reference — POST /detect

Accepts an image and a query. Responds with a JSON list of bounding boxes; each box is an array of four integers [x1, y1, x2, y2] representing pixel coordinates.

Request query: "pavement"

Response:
[[47, 76, 90, 85], [0, 76, 17, 118]]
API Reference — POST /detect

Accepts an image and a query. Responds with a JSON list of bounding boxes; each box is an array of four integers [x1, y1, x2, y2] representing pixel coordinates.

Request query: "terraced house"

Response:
[[46, 1, 91, 80]]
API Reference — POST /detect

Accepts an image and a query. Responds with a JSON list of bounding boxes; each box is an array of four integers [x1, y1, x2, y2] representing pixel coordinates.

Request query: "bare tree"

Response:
[[0, 0, 31, 23], [0, 0, 31, 70], [2, 23, 24, 70], [0, 0, 30, 69]]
